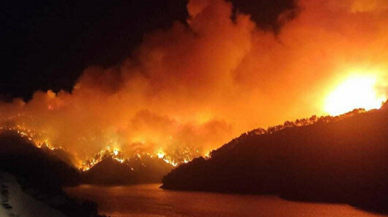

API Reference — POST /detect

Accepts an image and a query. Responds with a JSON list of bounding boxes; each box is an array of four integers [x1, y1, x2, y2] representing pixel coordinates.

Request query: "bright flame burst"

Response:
[[325, 75, 386, 116]]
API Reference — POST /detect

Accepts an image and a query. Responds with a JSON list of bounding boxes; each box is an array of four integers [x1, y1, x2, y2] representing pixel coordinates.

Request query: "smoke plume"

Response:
[[1, 0, 388, 166]]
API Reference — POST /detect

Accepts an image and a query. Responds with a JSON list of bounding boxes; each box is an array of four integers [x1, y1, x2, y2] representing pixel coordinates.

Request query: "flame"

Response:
[[0, 118, 213, 170], [80, 146, 127, 170], [114, 157, 125, 163], [79, 146, 197, 171], [0, 124, 60, 151], [156, 150, 165, 159], [325, 75, 387, 116], [3, 0, 388, 176], [204, 151, 211, 159], [0, 123, 199, 171]]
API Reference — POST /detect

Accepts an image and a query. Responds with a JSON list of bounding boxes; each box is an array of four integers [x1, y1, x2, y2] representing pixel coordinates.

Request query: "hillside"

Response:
[[82, 157, 136, 185], [0, 131, 104, 217], [0, 131, 80, 190], [82, 155, 174, 185], [162, 104, 388, 214]]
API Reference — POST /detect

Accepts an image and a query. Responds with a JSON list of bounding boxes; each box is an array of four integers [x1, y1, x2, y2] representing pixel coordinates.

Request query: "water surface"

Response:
[[65, 184, 387, 217]]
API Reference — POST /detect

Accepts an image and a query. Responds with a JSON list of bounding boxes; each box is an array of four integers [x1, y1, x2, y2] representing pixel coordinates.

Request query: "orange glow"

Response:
[[1, 0, 388, 175], [78, 146, 194, 171], [325, 75, 386, 116], [80, 146, 128, 170], [0, 121, 198, 170]]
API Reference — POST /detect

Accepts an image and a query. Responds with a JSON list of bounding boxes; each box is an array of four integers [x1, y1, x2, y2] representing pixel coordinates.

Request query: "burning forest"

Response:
[[1, 0, 388, 173]]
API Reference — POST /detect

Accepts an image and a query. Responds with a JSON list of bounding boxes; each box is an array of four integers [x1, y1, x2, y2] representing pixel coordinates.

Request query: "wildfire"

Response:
[[0, 124, 59, 151], [325, 75, 387, 116], [154, 150, 175, 165], [0, 124, 205, 172], [80, 146, 198, 171], [156, 150, 165, 159], [81, 146, 126, 171]]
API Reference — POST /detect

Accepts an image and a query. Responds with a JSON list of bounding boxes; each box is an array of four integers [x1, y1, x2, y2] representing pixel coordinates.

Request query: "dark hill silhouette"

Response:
[[0, 131, 105, 217], [82, 156, 174, 185], [162, 104, 388, 214], [82, 157, 136, 185], [127, 155, 174, 183], [0, 131, 80, 190], [41, 145, 78, 170]]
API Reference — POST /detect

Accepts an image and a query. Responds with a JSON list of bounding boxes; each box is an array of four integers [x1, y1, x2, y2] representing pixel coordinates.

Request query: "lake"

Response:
[[65, 184, 387, 217]]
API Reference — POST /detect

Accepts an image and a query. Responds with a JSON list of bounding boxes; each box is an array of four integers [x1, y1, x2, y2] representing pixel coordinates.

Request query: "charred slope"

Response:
[[162, 106, 388, 214], [82, 156, 174, 185]]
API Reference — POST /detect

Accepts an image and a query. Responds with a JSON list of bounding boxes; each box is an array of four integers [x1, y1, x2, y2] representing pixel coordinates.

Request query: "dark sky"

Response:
[[1, 0, 296, 100]]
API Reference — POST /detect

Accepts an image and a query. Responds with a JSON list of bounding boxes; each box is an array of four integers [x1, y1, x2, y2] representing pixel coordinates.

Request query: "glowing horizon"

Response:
[[324, 75, 387, 116], [2, 0, 388, 171]]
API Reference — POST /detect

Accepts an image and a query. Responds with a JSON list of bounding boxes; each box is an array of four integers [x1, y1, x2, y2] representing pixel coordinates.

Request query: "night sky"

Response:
[[2, 0, 388, 171], [1, 0, 296, 100]]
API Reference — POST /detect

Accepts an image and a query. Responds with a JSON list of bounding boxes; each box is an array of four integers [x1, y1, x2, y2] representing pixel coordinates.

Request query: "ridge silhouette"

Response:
[[162, 103, 388, 214]]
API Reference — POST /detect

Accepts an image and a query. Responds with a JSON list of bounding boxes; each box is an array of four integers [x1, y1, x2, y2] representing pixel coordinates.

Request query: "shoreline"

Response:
[[0, 171, 67, 217], [0, 171, 107, 217]]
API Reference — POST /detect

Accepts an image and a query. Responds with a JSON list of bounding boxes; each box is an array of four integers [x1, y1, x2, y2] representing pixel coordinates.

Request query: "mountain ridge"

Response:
[[162, 104, 388, 214]]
